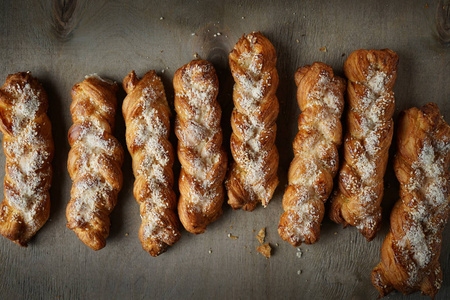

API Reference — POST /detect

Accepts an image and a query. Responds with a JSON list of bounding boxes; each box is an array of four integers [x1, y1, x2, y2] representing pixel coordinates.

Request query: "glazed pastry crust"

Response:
[[329, 49, 398, 241], [66, 75, 124, 251], [174, 60, 227, 234], [278, 63, 346, 246], [123, 70, 180, 256], [227, 31, 279, 211], [372, 103, 450, 298], [0, 72, 54, 246]]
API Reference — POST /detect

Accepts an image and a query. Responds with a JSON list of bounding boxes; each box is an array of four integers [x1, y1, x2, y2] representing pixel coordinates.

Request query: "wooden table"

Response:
[[0, 1, 449, 299]]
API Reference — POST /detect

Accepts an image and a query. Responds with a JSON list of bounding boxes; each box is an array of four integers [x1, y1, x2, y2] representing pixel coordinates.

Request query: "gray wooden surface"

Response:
[[0, 1, 449, 299]]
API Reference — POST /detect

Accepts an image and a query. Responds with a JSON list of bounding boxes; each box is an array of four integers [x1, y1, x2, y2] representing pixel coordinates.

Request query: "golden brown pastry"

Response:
[[329, 49, 398, 241], [123, 70, 181, 255], [278, 63, 346, 246], [226, 31, 279, 211], [66, 74, 124, 251], [174, 59, 227, 234], [0, 72, 54, 246], [372, 103, 450, 298]]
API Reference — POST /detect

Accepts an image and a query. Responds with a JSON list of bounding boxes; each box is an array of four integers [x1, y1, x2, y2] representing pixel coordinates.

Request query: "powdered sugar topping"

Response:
[[2, 79, 50, 231]]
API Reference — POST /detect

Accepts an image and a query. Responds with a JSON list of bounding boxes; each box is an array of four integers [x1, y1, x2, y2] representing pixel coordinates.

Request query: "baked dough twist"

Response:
[[0, 72, 54, 246], [174, 59, 227, 234], [66, 74, 124, 251], [278, 63, 346, 246], [227, 31, 279, 211], [372, 103, 450, 298], [329, 49, 398, 241], [123, 70, 181, 255]]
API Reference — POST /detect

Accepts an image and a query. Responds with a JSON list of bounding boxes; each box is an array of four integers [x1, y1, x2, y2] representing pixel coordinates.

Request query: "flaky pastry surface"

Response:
[[66, 75, 124, 251], [123, 70, 180, 256], [226, 31, 279, 211], [372, 103, 450, 298], [0, 72, 54, 246], [174, 59, 227, 234], [329, 49, 398, 240], [279, 63, 345, 246]]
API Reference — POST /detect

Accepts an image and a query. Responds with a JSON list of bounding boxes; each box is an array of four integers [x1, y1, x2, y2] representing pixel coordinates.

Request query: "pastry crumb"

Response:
[[296, 248, 302, 258], [319, 46, 327, 52], [297, 270, 302, 275], [334, 232, 337, 235], [228, 233, 238, 240], [275, 243, 279, 247], [256, 227, 266, 244], [208, 249, 212, 254], [296, 39, 300, 43], [257, 243, 271, 258], [425, 3, 429, 8], [193, 52, 199, 59], [159, 17, 164, 20], [125, 233, 129, 236]]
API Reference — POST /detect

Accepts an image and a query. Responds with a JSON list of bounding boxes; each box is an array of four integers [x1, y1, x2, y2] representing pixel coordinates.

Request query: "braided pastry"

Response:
[[0, 72, 54, 246], [278, 63, 346, 246], [329, 49, 398, 241], [66, 74, 124, 251], [123, 70, 180, 255], [226, 31, 279, 211], [372, 103, 450, 298], [174, 59, 227, 234]]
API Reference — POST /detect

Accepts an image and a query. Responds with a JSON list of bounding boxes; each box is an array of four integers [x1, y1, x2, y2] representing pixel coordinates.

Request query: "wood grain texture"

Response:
[[0, 0, 449, 299]]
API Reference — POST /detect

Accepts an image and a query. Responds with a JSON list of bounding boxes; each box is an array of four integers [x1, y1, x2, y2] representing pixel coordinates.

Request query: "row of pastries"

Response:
[[0, 31, 448, 298]]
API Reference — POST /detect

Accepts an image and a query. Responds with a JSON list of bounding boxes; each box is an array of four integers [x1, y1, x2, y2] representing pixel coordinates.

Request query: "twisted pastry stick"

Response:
[[329, 49, 398, 241], [372, 103, 450, 298], [278, 63, 346, 246], [66, 74, 124, 251], [227, 31, 279, 211], [0, 72, 54, 246], [123, 70, 180, 256], [174, 59, 227, 234]]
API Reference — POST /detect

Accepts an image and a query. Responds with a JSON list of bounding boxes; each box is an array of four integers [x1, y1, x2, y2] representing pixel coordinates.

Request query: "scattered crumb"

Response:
[[297, 270, 302, 275], [230, 226, 233, 230], [256, 227, 266, 244], [425, 3, 429, 8], [125, 233, 129, 236], [293, 12, 296, 15], [208, 249, 212, 254], [191, 33, 197, 36], [193, 52, 199, 59], [161, 69, 165, 74], [296, 39, 299, 43], [296, 248, 303, 258], [306, 249, 309, 252], [213, 34, 217, 37], [216, 32, 222, 36], [319, 46, 327, 52], [228, 233, 239, 240], [160, 50, 164, 53], [159, 17, 164, 20], [257, 243, 272, 258], [334, 232, 337, 235], [275, 243, 279, 247]]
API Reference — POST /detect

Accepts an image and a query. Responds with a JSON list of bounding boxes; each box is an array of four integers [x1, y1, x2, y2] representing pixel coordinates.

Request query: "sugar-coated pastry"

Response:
[[227, 31, 279, 211], [123, 70, 180, 256], [0, 72, 54, 246], [66, 74, 124, 251]]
